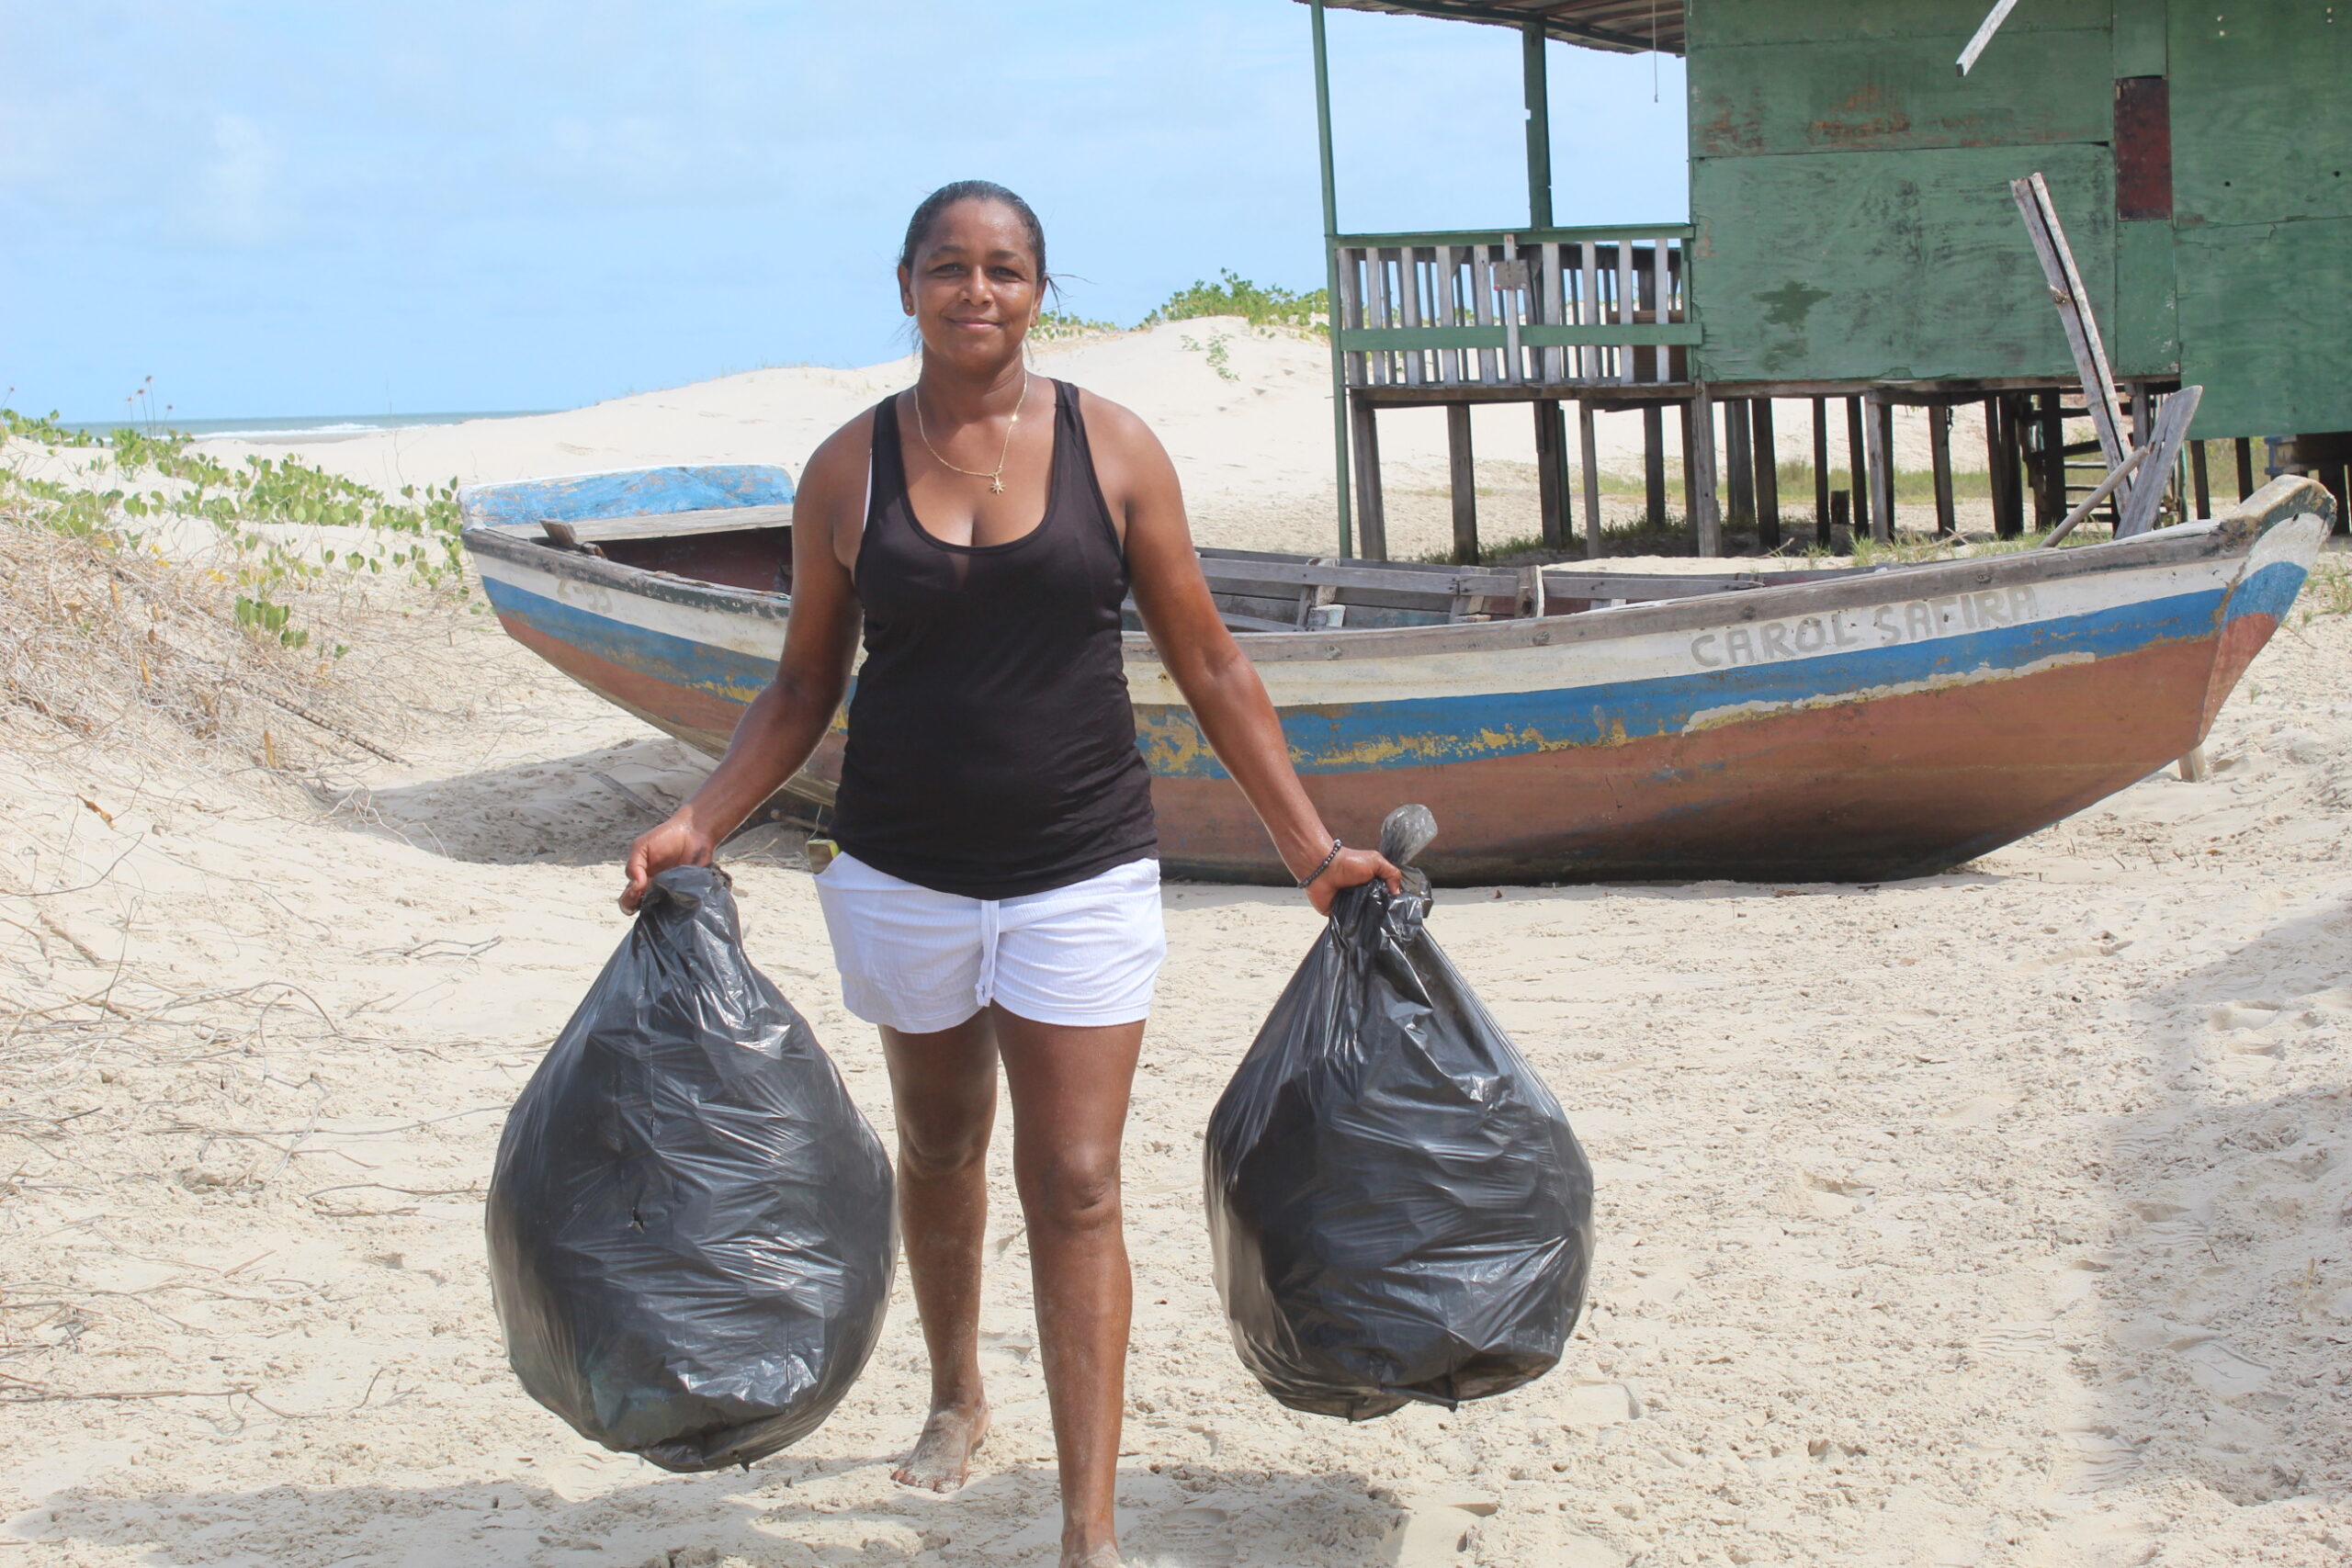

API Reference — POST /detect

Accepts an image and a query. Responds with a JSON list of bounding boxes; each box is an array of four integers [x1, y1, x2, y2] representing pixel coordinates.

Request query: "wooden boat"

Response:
[[458, 465, 2333, 885]]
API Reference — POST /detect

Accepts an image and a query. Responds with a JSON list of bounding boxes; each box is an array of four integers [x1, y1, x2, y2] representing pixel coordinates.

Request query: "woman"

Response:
[[622, 180, 1397, 1568]]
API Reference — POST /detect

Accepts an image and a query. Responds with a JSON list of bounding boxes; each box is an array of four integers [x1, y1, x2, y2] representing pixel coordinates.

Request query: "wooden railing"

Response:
[[1332, 225, 1699, 391]]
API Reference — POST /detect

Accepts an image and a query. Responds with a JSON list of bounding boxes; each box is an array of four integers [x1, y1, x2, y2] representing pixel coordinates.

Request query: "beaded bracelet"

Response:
[[1297, 838, 1343, 889]]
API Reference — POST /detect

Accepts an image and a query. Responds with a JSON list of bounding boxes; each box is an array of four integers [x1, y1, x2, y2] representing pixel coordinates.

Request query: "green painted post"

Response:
[[1522, 20, 1553, 229], [1311, 0, 1352, 557]]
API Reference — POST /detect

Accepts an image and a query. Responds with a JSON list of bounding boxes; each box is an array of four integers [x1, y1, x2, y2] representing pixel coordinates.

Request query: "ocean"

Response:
[[60, 410, 556, 442]]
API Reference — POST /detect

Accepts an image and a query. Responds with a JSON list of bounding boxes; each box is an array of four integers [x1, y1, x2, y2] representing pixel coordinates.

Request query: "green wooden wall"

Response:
[[1684, 0, 2352, 438]]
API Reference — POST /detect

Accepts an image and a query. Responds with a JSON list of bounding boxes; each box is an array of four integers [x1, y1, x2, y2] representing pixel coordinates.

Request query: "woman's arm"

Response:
[[1091, 395, 1400, 914], [618, 423, 866, 910]]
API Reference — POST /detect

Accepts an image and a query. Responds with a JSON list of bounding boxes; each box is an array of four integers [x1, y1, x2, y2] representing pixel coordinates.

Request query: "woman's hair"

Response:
[[898, 180, 1048, 282]]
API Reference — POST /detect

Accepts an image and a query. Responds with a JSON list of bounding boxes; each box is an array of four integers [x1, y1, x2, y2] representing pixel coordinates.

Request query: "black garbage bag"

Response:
[[485, 864, 895, 1472], [1204, 806, 1594, 1420]]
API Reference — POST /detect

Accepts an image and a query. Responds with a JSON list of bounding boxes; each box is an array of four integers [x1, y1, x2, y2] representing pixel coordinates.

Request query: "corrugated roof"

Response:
[[1298, 0, 1684, 55]]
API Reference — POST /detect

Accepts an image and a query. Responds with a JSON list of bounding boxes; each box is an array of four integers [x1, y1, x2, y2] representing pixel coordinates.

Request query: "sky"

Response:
[[1, 2, 1687, 422]]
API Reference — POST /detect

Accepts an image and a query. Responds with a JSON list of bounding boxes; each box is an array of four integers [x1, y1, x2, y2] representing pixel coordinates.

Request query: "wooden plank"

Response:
[[1541, 242, 1565, 383], [1579, 242, 1600, 383], [1435, 245, 1462, 385], [1534, 400, 1566, 551], [1846, 396, 1871, 537], [2189, 437, 2211, 518], [1811, 397, 1832, 536], [1447, 403, 1479, 563], [1690, 387, 1723, 557], [2038, 444, 2154, 547], [1691, 145, 2115, 386], [1693, 27, 2110, 158], [1498, 243, 1527, 383], [2177, 217, 2352, 438], [1336, 248, 1365, 388], [2011, 172, 2128, 465], [1929, 404, 1957, 536], [488, 502, 796, 545], [1349, 395, 1388, 561], [1340, 322, 1703, 352], [1697, 0, 2107, 51], [1865, 394, 1895, 544], [1643, 404, 1668, 526], [1470, 246, 1499, 384], [1724, 398, 1756, 531], [1956, 0, 2022, 75], [2116, 385, 2201, 537], [1651, 239, 1673, 382], [2170, 6, 2352, 228], [1581, 400, 1605, 558], [2235, 437, 2256, 502], [1366, 246, 1393, 387], [1753, 399, 1781, 550], [1398, 245, 1425, 387], [1615, 239, 1636, 386]]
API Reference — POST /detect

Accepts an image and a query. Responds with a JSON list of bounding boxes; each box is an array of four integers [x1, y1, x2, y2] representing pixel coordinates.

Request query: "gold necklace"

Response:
[[913, 372, 1030, 494]]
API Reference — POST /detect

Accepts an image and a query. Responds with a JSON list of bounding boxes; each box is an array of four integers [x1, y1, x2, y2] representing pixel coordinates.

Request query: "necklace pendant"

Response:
[[989, 476, 1004, 493]]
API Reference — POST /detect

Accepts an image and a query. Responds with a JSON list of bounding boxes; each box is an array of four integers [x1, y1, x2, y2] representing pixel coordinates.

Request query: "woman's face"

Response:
[[899, 198, 1043, 375]]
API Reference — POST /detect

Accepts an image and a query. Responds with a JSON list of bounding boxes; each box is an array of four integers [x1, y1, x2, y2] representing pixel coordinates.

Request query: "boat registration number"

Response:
[[1690, 586, 2042, 671]]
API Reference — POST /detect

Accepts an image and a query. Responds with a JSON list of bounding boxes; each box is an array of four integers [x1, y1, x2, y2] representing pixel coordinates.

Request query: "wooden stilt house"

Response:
[[1299, 0, 2352, 558]]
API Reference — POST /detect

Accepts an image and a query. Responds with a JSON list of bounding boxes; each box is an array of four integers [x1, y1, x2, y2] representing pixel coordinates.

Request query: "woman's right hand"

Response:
[[621, 815, 718, 912]]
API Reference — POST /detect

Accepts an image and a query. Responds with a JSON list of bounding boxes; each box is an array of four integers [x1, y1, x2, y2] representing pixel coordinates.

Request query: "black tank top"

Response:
[[831, 380, 1159, 900]]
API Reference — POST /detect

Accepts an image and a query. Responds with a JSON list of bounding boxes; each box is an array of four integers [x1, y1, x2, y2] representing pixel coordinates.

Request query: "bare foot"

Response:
[[1060, 1545, 1123, 1568], [891, 1402, 989, 1493]]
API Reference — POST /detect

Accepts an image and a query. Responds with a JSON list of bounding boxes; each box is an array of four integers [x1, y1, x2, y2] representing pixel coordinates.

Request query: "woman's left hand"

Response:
[[1306, 847, 1404, 917]]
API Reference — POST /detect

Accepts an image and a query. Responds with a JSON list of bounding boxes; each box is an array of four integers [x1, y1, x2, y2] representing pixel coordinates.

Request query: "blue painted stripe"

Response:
[[488, 570, 2231, 783], [481, 577, 778, 704], [459, 464, 795, 527], [2222, 560, 2307, 626], [1140, 588, 2226, 778]]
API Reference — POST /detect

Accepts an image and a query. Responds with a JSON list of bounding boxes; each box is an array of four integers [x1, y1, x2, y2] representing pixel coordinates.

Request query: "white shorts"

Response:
[[812, 852, 1166, 1033]]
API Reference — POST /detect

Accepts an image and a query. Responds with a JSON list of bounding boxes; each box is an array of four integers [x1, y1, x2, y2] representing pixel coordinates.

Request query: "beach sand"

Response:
[[4, 336, 2347, 1567]]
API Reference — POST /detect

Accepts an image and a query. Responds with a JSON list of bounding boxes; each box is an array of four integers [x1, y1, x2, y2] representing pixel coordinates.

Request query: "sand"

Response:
[[191, 321, 1997, 561], [5, 335, 2349, 1567]]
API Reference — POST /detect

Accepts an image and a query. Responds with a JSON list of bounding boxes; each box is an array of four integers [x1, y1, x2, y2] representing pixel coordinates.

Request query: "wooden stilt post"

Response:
[[1680, 400, 1696, 523], [1725, 397, 1756, 534], [1994, 395, 2028, 539], [2234, 436, 2256, 500], [1349, 393, 1386, 559], [1579, 400, 1603, 558], [2189, 438, 2211, 517], [1866, 393, 1895, 544], [1690, 385, 1722, 557], [1929, 403, 1957, 536], [1446, 402, 1478, 565], [2030, 389, 2066, 526], [1845, 395, 1871, 539], [1984, 398, 2012, 537], [1643, 404, 1667, 525], [1812, 396, 1831, 544], [1533, 399, 1566, 550], [1753, 399, 1781, 550]]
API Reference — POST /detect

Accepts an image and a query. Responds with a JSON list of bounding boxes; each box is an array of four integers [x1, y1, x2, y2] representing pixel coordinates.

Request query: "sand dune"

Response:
[[195, 321, 1996, 560]]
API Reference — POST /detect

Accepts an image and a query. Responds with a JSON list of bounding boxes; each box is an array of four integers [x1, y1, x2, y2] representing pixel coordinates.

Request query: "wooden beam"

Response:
[[1812, 396, 1831, 542], [1956, 0, 2021, 75], [1753, 399, 1781, 551], [1929, 404, 1957, 536], [1866, 394, 1895, 545], [1534, 399, 1566, 550], [2011, 173, 2128, 466], [1350, 393, 1388, 559], [1312, 0, 1351, 554], [1521, 19, 1553, 230], [1446, 402, 1479, 564], [2234, 436, 2256, 501], [1643, 404, 1668, 525], [2189, 438, 2211, 518], [1690, 385, 1722, 557], [1580, 400, 1604, 558], [1846, 396, 1871, 538], [1725, 398, 1756, 532]]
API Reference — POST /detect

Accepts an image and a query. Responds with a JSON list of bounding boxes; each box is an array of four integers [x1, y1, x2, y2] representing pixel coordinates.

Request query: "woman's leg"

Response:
[[880, 1013, 1001, 1491], [991, 1005, 1145, 1568]]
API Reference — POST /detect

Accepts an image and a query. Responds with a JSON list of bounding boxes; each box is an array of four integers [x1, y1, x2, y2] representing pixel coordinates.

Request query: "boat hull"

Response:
[[463, 479, 2329, 886]]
